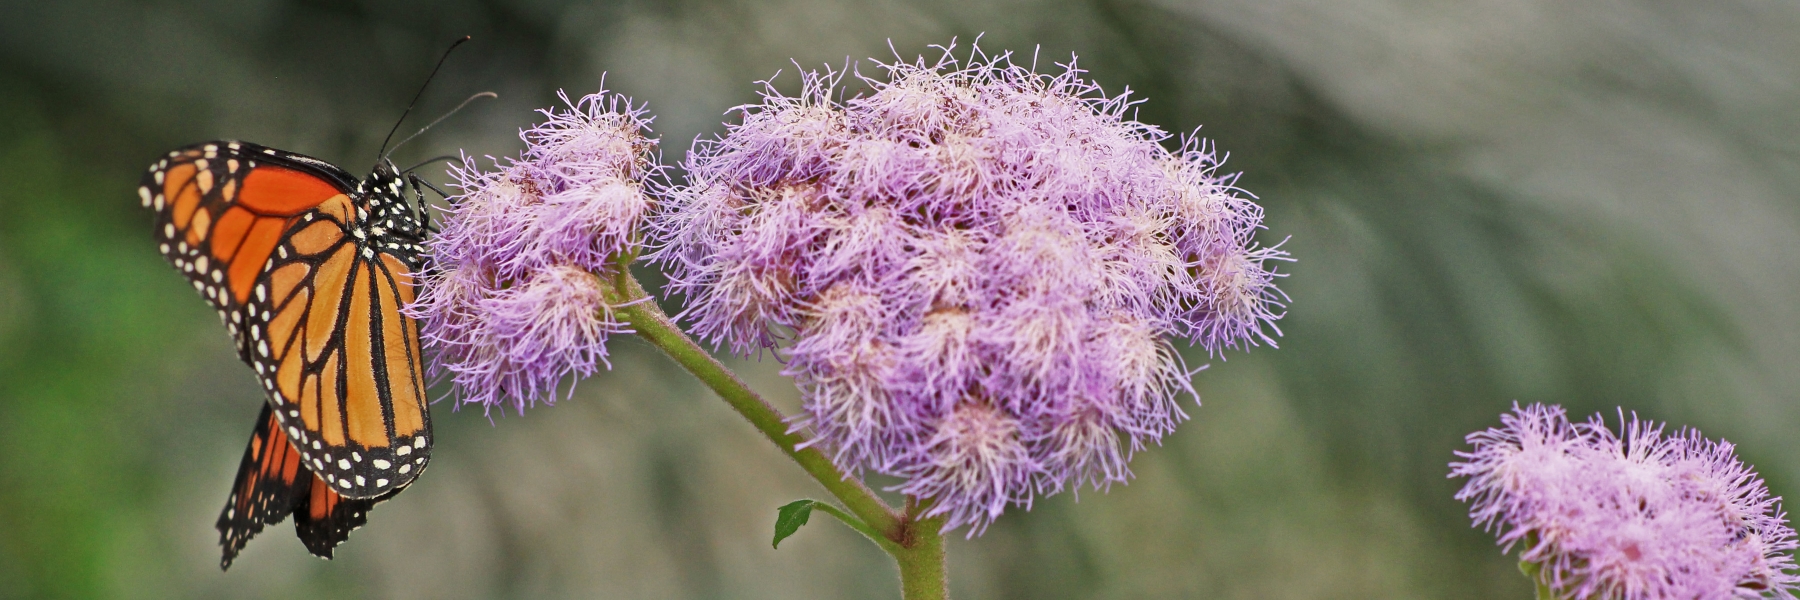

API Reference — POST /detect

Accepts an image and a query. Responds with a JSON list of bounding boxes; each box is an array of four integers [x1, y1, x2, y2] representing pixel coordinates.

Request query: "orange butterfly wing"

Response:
[[144, 141, 433, 567], [217, 404, 391, 569], [246, 190, 432, 499], [144, 143, 349, 358]]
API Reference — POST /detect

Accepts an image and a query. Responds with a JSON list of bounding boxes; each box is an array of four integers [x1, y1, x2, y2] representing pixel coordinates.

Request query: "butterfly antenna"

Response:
[[378, 35, 471, 162], [387, 91, 497, 157], [402, 154, 463, 174]]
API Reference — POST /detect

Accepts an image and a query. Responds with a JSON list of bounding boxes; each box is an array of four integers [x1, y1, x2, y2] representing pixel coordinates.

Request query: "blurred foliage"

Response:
[[3, 0, 1800, 598]]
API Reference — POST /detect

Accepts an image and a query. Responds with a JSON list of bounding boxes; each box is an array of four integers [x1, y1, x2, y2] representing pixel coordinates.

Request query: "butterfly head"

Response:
[[357, 162, 431, 248]]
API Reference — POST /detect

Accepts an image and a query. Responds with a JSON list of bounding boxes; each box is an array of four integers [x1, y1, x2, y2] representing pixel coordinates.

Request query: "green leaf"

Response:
[[772, 499, 818, 549]]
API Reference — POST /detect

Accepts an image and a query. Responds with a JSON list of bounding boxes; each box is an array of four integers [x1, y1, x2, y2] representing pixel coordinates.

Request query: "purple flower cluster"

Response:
[[652, 45, 1288, 533], [407, 89, 660, 414], [1451, 403, 1799, 599]]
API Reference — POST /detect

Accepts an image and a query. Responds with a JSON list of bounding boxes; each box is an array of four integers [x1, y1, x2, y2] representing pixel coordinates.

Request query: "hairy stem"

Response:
[[894, 500, 948, 600], [604, 269, 950, 598]]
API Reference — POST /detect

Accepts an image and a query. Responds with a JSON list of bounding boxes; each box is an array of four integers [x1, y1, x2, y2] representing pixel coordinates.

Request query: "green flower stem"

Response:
[[604, 272, 897, 533], [603, 268, 948, 598], [1518, 560, 1557, 600], [895, 499, 948, 600]]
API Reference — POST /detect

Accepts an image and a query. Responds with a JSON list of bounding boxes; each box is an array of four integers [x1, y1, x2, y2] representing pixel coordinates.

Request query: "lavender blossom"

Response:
[[407, 88, 659, 414], [651, 44, 1289, 533], [1451, 403, 1799, 599]]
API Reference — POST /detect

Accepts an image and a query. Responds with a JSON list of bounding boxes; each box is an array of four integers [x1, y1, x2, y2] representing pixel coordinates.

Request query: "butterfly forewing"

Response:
[[141, 142, 351, 358]]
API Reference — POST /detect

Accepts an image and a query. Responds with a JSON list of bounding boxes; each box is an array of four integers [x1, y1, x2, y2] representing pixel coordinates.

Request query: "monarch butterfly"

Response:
[[142, 139, 435, 569]]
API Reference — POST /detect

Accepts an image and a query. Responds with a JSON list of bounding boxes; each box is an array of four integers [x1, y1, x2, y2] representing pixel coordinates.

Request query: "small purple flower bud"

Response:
[[431, 161, 543, 275], [472, 265, 625, 412], [409, 87, 659, 413], [1451, 403, 1800, 599], [894, 402, 1039, 534], [528, 178, 651, 273], [652, 43, 1288, 533]]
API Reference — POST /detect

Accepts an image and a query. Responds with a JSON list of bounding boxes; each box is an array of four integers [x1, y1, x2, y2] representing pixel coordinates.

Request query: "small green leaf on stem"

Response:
[[773, 499, 818, 549]]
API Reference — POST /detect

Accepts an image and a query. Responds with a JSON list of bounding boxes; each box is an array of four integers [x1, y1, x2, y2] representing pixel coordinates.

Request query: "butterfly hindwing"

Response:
[[217, 403, 313, 569], [245, 189, 432, 500], [294, 470, 393, 559], [216, 404, 397, 569]]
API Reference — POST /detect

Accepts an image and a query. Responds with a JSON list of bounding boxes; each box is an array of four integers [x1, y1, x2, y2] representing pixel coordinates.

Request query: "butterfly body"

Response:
[[142, 141, 434, 568]]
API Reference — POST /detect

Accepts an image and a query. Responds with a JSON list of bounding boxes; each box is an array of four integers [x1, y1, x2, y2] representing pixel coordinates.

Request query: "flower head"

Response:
[[651, 43, 1288, 533], [407, 88, 659, 414], [1451, 403, 1800, 599]]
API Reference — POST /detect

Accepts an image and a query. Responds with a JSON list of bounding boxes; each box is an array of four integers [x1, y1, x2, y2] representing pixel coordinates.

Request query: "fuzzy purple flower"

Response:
[[651, 44, 1289, 533], [407, 88, 660, 413], [1451, 403, 1799, 599]]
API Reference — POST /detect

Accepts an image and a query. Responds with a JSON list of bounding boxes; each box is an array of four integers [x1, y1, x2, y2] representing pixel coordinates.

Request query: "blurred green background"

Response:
[[4, 1, 1800, 598]]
